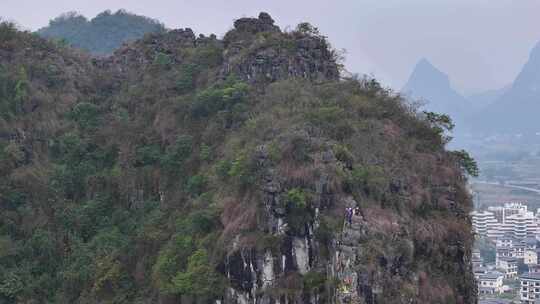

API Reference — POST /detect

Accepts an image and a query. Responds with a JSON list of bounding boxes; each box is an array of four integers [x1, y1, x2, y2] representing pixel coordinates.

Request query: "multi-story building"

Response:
[[489, 203, 527, 223], [477, 271, 504, 294], [535, 209, 540, 232], [496, 235, 528, 263], [471, 210, 499, 237], [496, 234, 520, 248], [472, 203, 539, 241], [498, 257, 518, 279], [525, 250, 538, 265], [529, 264, 540, 273], [520, 272, 540, 303], [496, 247, 513, 263], [500, 210, 539, 239], [474, 266, 489, 280]]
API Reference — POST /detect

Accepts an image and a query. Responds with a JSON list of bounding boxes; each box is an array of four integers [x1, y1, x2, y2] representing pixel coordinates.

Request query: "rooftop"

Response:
[[479, 299, 514, 304], [499, 257, 518, 263], [479, 272, 504, 280], [521, 272, 540, 280], [474, 266, 489, 273]]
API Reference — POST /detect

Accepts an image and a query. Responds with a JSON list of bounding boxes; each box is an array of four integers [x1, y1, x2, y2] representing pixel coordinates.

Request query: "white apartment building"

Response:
[[521, 272, 540, 303], [471, 210, 499, 237], [496, 245, 526, 265], [472, 204, 539, 240], [500, 211, 539, 239], [489, 203, 527, 223], [496, 235, 520, 248], [477, 271, 504, 294], [498, 257, 518, 279], [474, 266, 489, 280]]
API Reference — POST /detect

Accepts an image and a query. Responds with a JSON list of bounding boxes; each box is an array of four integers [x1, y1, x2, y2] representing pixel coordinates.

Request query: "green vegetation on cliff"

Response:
[[0, 13, 476, 304]]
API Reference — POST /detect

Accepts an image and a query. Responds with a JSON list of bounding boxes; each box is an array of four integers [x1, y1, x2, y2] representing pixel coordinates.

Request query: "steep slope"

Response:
[[476, 41, 540, 134], [402, 58, 469, 128], [37, 9, 166, 55], [0, 14, 476, 304]]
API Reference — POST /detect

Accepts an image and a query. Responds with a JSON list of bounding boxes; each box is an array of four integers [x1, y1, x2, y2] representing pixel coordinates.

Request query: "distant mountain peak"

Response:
[[416, 57, 433, 69], [402, 58, 468, 125], [406, 58, 450, 91], [416, 57, 437, 70], [532, 40, 540, 57], [37, 9, 165, 55], [474, 39, 540, 133]]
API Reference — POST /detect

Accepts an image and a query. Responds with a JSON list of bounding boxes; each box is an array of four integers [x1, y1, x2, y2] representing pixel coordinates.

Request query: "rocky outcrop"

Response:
[[97, 12, 339, 86], [230, 12, 280, 36], [99, 28, 199, 71], [221, 13, 339, 84], [221, 132, 476, 303]]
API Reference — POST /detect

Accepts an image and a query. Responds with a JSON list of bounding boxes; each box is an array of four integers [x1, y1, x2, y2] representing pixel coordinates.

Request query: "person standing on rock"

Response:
[[345, 208, 353, 225]]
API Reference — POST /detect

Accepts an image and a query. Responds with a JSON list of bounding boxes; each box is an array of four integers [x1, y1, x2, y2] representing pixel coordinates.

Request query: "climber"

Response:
[[353, 206, 360, 217], [345, 207, 353, 225]]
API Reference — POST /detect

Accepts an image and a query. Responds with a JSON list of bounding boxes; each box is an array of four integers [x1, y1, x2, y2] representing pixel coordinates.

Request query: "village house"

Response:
[[529, 265, 540, 275], [498, 257, 518, 279], [477, 271, 504, 294], [520, 272, 540, 303], [525, 249, 538, 265], [474, 266, 490, 279], [497, 234, 520, 248]]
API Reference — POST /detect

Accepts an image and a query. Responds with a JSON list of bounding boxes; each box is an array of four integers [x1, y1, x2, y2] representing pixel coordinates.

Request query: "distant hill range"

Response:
[[404, 41, 540, 135], [37, 9, 166, 55], [474, 41, 540, 134], [402, 58, 469, 129]]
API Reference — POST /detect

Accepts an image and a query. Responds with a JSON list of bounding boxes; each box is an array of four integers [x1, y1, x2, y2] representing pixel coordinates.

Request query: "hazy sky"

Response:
[[3, 0, 540, 93]]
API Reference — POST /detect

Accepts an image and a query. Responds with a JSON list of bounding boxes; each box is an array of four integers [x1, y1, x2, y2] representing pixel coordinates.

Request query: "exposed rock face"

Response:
[[99, 28, 199, 70], [221, 13, 340, 83], [221, 137, 475, 303], [99, 12, 339, 85], [220, 37, 339, 84], [232, 12, 281, 35]]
